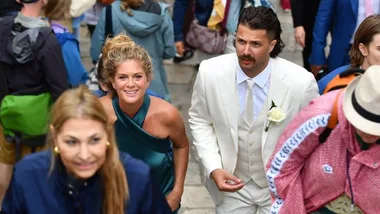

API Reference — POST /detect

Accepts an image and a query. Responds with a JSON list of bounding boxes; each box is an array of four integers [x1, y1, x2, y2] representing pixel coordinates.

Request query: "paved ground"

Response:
[[79, 1, 303, 213]]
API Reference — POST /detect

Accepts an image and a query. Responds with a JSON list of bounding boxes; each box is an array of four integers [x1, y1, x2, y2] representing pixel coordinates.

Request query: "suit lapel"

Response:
[[261, 59, 289, 148], [216, 61, 239, 152]]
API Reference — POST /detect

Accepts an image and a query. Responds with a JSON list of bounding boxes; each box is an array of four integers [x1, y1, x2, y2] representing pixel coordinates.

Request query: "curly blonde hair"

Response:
[[100, 34, 154, 95], [120, 0, 144, 16]]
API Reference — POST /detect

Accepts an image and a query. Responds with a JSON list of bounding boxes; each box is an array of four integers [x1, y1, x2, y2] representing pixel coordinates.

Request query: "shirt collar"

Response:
[[237, 58, 272, 89]]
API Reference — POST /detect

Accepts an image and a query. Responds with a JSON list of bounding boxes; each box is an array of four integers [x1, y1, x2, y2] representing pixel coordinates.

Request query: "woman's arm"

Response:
[[162, 9, 176, 60], [166, 108, 189, 211]]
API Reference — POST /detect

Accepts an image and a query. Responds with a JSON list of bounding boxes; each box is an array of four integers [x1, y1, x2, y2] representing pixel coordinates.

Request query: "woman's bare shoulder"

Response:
[[99, 95, 117, 123], [149, 96, 182, 123]]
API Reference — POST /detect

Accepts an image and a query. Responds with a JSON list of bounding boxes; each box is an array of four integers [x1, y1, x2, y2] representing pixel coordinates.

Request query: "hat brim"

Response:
[[343, 77, 380, 136]]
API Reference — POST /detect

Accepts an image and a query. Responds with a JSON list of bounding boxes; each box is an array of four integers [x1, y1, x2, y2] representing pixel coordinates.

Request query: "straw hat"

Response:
[[343, 65, 380, 136]]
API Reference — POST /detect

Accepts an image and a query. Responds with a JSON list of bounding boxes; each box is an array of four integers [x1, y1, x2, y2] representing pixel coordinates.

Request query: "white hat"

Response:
[[343, 65, 380, 136]]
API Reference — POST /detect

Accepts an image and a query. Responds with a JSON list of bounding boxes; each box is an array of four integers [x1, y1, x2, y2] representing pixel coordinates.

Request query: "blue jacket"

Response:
[[309, 0, 357, 72], [172, 0, 214, 42], [1, 151, 172, 214], [91, 1, 175, 101], [56, 32, 89, 87], [317, 64, 350, 94]]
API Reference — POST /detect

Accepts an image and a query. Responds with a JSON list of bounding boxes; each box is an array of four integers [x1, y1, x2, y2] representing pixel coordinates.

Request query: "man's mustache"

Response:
[[239, 55, 254, 61]]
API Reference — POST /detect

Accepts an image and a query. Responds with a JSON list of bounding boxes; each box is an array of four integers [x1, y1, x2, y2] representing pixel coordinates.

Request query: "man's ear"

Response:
[[358, 43, 368, 56], [269, 39, 277, 53]]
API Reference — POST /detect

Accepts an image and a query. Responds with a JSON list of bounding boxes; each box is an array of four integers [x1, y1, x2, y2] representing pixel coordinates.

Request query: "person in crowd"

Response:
[[99, 34, 189, 213], [0, 0, 21, 17], [0, 0, 68, 206], [309, 0, 380, 76], [95, 52, 165, 99], [1, 86, 172, 214], [85, 2, 107, 37], [71, 14, 85, 40], [267, 65, 380, 214], [91, 0, 175, 101], [46, 0, 89, 88], [188, 6, 318, 214], [318, 14, 380, 94], [290, 0, 321, 71], [172, 0, 274, 62], [281, 0, 291, 12]]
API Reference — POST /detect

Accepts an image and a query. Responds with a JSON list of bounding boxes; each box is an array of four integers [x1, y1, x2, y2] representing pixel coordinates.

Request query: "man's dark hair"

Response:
[[237, 6, 285, 58]]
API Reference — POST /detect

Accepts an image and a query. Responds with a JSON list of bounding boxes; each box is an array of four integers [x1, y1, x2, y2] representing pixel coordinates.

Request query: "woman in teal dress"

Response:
[[99, 34, 189, 213]]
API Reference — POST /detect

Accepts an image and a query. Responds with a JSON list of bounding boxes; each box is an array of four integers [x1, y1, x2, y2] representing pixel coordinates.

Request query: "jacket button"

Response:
[[69, 191, 73, 195], [374, 162, 378, 167], [84, 182, 87, 187]]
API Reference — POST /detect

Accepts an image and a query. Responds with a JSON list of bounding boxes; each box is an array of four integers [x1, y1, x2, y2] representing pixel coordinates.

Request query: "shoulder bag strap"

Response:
[[105, 5, 113, 38]]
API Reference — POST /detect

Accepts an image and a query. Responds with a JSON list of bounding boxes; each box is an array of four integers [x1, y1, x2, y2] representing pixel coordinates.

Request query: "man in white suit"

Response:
[[188, 6, 319, 214]]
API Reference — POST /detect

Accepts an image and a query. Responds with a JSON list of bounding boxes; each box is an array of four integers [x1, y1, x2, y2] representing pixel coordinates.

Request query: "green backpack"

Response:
[[0, 16, 53, 161]]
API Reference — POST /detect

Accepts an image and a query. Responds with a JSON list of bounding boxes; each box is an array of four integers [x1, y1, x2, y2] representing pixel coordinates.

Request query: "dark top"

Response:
[[0, 151, 172, 214], [0, 0, 21, 17], [112, 94, 175, 197], [0, 14, 68, 101], [290, 0, 321, 28], [172, 0, 214, 42]]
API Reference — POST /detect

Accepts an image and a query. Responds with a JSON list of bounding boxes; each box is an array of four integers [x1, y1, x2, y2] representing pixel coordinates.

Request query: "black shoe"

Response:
[[173, 49, 194, 64]]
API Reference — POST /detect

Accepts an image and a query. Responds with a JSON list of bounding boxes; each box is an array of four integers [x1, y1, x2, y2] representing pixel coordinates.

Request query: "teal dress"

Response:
[[112, 94, 175, 197]]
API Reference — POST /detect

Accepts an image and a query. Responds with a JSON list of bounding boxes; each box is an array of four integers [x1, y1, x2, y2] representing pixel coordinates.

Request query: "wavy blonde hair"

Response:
[[120, 0, 144, 16], [48, 85, 129, 214], [100, 33, 153, 96]]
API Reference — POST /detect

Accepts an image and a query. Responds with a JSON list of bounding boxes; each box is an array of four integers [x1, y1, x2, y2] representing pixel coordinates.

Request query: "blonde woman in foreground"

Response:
[[1, 86, 172, 214]]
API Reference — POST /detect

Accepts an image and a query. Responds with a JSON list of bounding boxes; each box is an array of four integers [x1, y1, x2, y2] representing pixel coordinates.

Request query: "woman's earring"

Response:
[[54, 146, 60, 154], [106, 141, 110, 147]]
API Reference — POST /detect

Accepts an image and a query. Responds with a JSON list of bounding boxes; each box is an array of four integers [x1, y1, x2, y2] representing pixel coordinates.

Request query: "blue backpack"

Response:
[[55, 32, 89, 87]]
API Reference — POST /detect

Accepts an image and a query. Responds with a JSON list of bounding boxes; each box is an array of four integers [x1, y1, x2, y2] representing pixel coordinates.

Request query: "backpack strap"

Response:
[[105, 5, 113, 38], [319, 89, 344, 143], [339, 67, 365, 78], [0, 15, 16, 103]]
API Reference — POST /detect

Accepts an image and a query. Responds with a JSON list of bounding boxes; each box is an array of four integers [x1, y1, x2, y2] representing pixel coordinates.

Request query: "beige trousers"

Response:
[[215, 179, 271, 214]]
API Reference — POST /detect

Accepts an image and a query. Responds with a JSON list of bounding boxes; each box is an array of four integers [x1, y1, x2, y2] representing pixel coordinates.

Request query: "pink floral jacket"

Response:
[[266, 90, 380, 214]]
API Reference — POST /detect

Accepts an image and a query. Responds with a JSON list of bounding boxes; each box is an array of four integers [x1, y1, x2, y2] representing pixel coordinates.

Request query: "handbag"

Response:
[[185, 0, 231, 54]]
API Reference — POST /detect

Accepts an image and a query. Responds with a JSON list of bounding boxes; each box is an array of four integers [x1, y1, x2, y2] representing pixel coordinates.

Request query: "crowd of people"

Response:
[[0, 0, 379, 214]]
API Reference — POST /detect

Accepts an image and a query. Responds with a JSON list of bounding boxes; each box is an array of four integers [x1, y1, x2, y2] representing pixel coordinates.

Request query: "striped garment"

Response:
[[266, 90, 380, 214]]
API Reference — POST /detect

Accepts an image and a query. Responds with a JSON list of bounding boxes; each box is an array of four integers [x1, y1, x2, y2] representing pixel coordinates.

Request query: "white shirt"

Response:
[[237, 59, 271, 120], [351, 0, 380, 43]]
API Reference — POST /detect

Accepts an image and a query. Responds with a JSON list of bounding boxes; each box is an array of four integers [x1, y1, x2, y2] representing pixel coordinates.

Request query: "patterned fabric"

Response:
[[325, 194, 363, 213], [207, 0, 227, 30], [266, 90, 380, 214]]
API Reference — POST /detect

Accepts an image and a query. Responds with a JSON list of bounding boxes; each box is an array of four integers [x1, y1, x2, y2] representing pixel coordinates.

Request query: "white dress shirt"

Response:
[[237, 59, 271, 120]]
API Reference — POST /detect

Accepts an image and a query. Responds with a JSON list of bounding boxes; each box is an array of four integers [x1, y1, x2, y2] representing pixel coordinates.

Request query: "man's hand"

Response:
[[210, 169, 245, 192], [175, 41, 185, 56], [294, 26, 306, 48], [310, 65, 326, 77]]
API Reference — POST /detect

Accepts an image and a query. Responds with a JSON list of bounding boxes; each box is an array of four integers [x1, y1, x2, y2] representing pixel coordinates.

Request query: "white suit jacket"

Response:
[[188, 53, 319, 204]]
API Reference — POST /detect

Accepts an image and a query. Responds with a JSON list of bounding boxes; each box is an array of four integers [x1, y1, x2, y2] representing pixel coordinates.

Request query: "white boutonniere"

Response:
[[265, 101, 286, 132]]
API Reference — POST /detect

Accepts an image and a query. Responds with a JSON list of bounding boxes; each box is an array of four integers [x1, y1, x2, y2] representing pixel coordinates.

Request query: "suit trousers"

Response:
[[215, 179, 271, 214]]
